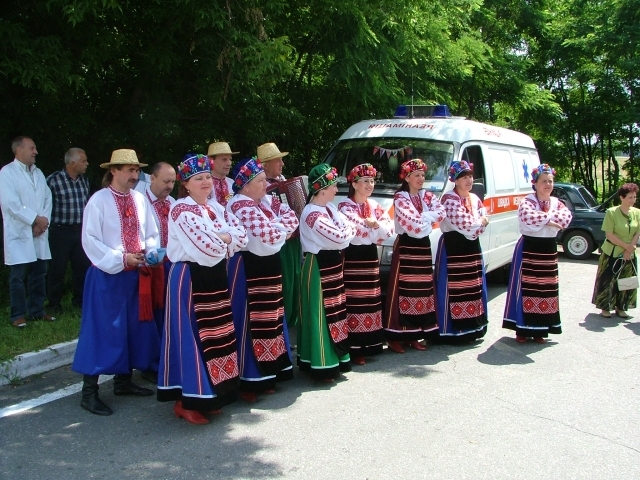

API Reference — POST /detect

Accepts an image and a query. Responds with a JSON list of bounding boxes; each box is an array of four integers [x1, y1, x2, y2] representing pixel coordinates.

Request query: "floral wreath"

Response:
[[348, 163, 377, 183], [399, 159, 427, 180]]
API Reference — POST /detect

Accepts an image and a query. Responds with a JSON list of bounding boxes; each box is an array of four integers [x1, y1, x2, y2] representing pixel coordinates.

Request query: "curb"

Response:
[[0, 339, 77, 386]]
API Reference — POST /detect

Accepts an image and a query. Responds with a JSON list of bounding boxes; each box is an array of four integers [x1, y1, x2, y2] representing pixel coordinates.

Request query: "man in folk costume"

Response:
[[140, 162, 176, 383], [72, 149, 162, 416], [227, 158, 297, 402], [257, 142, 302, 327], [207, 142, 238, 207]]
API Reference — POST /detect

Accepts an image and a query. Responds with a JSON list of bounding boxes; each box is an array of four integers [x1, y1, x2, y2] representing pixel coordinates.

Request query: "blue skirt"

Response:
[[72, 266, 161, 375], [157, 262, 238, 411]]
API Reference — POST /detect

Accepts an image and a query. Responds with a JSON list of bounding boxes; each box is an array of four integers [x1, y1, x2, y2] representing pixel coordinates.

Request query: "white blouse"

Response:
[[168, 197, 247, 266], [440, 190, 487, 241], [338, 197, 394, 245], [300, 202, 355, 254], [227, 194, 299, 256], [393, 190, 446, 239], [518, 194, 572, 238], [82, 187, 159, 274]]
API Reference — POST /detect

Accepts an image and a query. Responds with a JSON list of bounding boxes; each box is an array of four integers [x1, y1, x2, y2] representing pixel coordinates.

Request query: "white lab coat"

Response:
[[0, 159, 52, 265]]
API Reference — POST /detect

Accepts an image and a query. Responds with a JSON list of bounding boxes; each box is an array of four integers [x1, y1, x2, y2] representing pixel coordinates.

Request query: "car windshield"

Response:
[[324, 137, 454, 191], [576, 186, 599, 208]]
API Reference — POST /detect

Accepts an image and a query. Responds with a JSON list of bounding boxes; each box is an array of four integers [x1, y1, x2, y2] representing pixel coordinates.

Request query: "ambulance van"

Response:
[[322, 105, 541, 283]]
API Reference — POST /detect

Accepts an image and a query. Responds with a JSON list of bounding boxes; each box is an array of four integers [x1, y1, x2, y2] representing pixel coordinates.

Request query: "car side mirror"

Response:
[[471, 182, 485, 202]]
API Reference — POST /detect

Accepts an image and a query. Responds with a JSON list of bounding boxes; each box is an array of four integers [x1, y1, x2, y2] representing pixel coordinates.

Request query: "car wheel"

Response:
[[562, 230, 595, 260]]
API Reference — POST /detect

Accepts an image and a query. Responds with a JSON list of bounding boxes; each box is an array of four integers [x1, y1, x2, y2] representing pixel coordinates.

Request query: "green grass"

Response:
[[0, 302, 81, 363], [0, 264, 81, 363]]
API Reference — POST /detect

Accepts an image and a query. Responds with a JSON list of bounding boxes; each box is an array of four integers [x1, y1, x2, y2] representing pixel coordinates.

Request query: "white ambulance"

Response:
[[323, 105, 541, 282]]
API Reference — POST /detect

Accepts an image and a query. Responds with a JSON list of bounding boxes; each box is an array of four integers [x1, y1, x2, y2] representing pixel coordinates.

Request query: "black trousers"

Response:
[[47, 223, 90, 311]]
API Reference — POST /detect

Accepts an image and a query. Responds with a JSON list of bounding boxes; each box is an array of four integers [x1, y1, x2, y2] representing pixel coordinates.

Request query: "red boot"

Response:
[[173, 401, 209, 425], [407, 340, 427, 351], [515, 335, 527, 344], [240, 391, 257, 403], [387, 341, 406, 354], [351, 356, 366, 365]]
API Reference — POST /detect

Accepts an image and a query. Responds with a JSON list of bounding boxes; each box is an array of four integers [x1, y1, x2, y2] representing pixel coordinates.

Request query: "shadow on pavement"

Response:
[[579, 312, 630, 332], [623, 321, 640, 335], [477, 336, 556, 366]]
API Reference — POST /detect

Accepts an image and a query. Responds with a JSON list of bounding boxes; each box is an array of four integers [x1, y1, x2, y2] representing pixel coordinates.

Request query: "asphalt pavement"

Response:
[[0, 253, 638, 480]]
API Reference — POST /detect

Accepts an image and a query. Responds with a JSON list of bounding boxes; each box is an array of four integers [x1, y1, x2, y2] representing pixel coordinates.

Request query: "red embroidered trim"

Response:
[[110, 187, 141, 253], [170, 202, 202, 222]]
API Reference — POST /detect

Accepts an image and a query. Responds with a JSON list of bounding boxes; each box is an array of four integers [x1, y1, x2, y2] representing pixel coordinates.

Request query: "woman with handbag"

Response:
[[592, 183, 640, 318], [502, 164, 573, 343]]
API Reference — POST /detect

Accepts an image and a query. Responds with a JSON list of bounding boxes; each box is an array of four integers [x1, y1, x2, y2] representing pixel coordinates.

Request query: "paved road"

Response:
[[1, 254, 638, 479]]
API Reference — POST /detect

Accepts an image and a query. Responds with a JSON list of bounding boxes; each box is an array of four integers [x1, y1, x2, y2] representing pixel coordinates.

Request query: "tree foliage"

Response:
[[0, 0, 638, 197]]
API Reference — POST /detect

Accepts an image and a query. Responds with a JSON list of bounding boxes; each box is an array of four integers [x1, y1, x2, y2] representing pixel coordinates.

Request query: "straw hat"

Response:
[[257, 143, 289, 162], [100, 149, 147, 169], [207, 142, 239, 157]]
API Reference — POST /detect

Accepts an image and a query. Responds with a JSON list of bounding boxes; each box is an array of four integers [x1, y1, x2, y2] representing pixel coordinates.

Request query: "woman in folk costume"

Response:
[[338, 163, 394, 365], [503, 164, 573, 343], [384, 159, 446, 354], [592, 183, 640, 318], [435, 160, 489, 343], [299, 164, 356, 382], [226, 158, 297, 402], [157, 154, 247, 425]]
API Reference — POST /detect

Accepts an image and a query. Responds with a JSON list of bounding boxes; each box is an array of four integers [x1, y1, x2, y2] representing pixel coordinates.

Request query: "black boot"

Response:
[[81, 375, 113, 416], [113, 373, 154, 396]]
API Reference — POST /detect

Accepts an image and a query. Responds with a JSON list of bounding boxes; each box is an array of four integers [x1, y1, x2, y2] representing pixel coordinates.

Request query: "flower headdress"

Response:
[[399, 159, 427, 180], [448, 160, 473, 182], [307, 164, 338, 199], [231, 157, 264, 193], [347, 163, 377, 183], [177, 153, 210, 181]]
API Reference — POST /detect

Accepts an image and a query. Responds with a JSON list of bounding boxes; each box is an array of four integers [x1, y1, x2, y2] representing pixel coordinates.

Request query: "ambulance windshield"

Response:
[[324, 138, 454, 191]]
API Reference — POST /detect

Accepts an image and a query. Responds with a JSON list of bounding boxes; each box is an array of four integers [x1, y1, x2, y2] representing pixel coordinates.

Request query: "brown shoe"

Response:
[[12, 318, 27, 328]]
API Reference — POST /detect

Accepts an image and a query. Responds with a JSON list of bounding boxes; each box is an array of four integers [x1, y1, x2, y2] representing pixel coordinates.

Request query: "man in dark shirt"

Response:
[[46, 148, 91, 314]]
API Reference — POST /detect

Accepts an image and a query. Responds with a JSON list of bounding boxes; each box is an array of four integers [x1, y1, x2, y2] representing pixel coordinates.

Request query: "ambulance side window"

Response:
[[461, 145, 486, 187]]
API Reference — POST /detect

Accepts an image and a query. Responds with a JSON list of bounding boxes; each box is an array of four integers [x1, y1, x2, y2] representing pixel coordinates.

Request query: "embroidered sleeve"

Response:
[[549, 199, 572, 228], [231, 200, 287, 246], [174, 207, 228, 257], [442, 193, 486, 239], [305, 210, 354, 248], [518, 197, 551, 230], [338, 201, 372, 240], [422, 191, 446, 223], [81, 199, 126, 274], [273, 200, 300, 234], [394, 193, 433, 237], [223, 210, 248, 255], [371, 202, 394, 243]]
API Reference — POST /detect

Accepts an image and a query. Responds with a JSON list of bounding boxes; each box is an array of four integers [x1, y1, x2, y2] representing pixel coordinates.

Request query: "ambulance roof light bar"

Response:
[[394, 104, 452, 119]]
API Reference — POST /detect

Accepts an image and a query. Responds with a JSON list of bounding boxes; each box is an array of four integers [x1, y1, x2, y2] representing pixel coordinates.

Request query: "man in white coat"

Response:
[[0, 136, 53, 328]]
